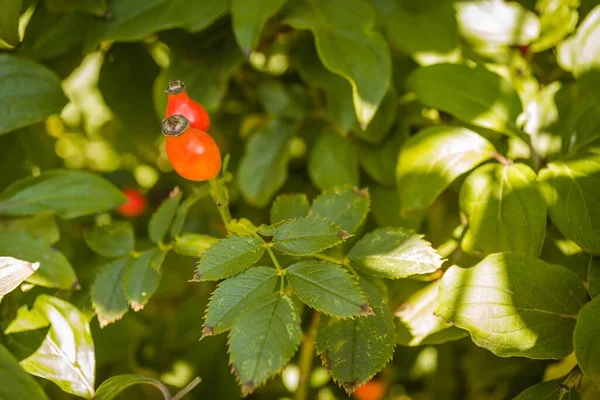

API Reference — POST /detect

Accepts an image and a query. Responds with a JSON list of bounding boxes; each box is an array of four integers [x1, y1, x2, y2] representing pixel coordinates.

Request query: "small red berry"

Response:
[[162, 115, 221, 181], [518, 44, 529, 56], [354, 380, 386, 400], [165, 80, 210, 132], [118, 188, 147, 218]]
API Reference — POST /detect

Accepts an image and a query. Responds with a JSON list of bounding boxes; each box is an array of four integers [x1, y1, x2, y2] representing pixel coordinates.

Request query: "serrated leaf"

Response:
[[308, 131, 359, 191], [316, 278, 395, 394], [395, 280, 467, 346], [84, 221, 134, 258], [196, 236, 265, 281], [286, 260, 368, 317], [0, 344, 49, 400], [94, 374, 171, 400], [173, 233, 219, 258], [407, 64, 523, 136], [0, 257, 40, 296], [0, 55, 68, 135], [348, 228, 442, 279], [0, 232, 77, 290], [590, 259, 600, 299], [437, 253, 589, 359], [0, 169, 126, 219], [513, 378, 580, 400], [238, 119, 295, 208], [271, 216, 346, 256], [148, 188, 182, 244], [396, 125, 496, 214], [539, 153, 600, 254], [91, 258, 129, 328], [122, 249, 165, 311], [0, 0, 21, 47], [311, 186, 370, 234], [460, 163, 547, 257], [228, 293, 301, 395], [20, 295, 95, 399], [574, 296, 600, 385], [204, 267, 278, 336], [283, 0, 391, 128], [232, 0, 287, 53], [270, 194, 310, 224]]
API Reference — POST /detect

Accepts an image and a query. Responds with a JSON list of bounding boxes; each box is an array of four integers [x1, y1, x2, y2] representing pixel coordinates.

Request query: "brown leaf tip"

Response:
[[169, 186, 181, 198], [131, 302, 145, 312], [394, 303, 411, 317], [71, 280, 81, 291], [360, 303, 375, 316], [343, 379, 363, 394], [190, 270, 202, 282], [338, 230, 352, 240], [199, 325, 214, 340], [352, 187, 369, 198], [231, 364, 241, 379], [319, 351, 332, 372], [241, 381, 255, 396]]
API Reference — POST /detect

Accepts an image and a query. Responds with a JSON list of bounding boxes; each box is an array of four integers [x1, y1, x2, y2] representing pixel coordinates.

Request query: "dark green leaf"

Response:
[[0, 256, 39, 296], [169, 188, 208, 238], [0, 0, 21, 46], [574, 296, 600, 385], [370, 185, 424, 230], [238, 119, 295, 208], [590, 259, 600, 299], [539, 153, 600, 254], [257, 81, 309, 120], [45, 0, 108, 15], [20, 295, 95, 399], [348, 227, 442, 279], [311, 186, 370, 234], [91, 258, 129, 328], [0, 55, 68, 135], [229, 293, 301, 396], [0, 232, 77, 290], [460, 163, 547, 257], [271, 216, 346, 256], [308, 131, 359, 191], [352, 90, 396, 145], [408, 64, 523, 136], [203, 267, 278, 336], [196, 235, 265, 281], [0, 344, 48, 400], [122, 249, 166, 311], [0, 169, 126, 219], [283, 0, 391, 128], [173, 233, 219, 258], [232, 0, 287, 53], [396, 125, 496, 214], [358, 130, 405, 186], [270, 193, 310, 224], [287, 260, 368, 317], [148, 187, 182, 244], [94, 375, 171, 400], [514, 378, 580, 400], [437, 253, 589, 359], [316, 278, 395, 394], [84, 221, 134, 258]]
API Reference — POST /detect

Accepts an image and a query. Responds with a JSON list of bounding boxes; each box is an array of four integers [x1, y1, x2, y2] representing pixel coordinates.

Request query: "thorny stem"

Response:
[[295, 312, 320, 400], [171, 377, 202, 400], [209, 178, 232, 226]]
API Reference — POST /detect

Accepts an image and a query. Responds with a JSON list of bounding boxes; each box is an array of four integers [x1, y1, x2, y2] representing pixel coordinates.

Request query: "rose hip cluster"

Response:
[[162, 80, 222, 181]]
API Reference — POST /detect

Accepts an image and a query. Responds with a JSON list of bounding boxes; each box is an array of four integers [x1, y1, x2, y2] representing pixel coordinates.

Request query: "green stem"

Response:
[[266, 246, 283, 271], [172, 377, 202, 400], [295, 312, 320, 400], [208, 178, 232, 226], [309, 253, 348, 266]]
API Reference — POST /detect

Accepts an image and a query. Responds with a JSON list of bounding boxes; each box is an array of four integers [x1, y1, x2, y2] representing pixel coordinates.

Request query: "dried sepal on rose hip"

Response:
[[161, 114, 221, 182], [165, 80, 210, 131]]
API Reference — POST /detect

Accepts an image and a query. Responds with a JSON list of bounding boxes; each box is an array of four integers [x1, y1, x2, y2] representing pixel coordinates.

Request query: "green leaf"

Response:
[[0, 55, 68, 135], [94, 375, 171, 400], [396, 125, 496, 214], [348, 227, 443, 279], [455, 1, 540, 46], [531, 0, 579, 52], [122, 249, 166, 311], [91, 258, 129, 328], [287, 260, 369, 317], [169, 188, 208, 238], [514, 378, 580, 400], [271, 216, 347, 256], [395, 280, 467, 346], [370, 185, 424, 230], [45, 0, 108, 16], [311, 186, 370, 234], [0, 169, 126, 219], [84, 221, 134, 258], [203, 267, 278, 336], [0, 257, 40, 296], [0, 214, 60, 245], [283, 0, 391, 128], [316, 278, 395, 394], [460, 163, 547, 257], [574, 296, 600, 385], [0, 0, 21, 46], [148, 187, 182, 244], [407, 64, 523, 136], [590, 259, 600, 299], [308, 131, 359, 191], [358, 130, 405, 186], [0, 344, 49, 400], [232, 0, 287, 53], [352, 89, 397, 145], [0, 232, 77, 290], [20, 295, 95, 399], [270, 193, 310, 224], [228, 293, 301, 396], [539, 153, 600, 254], [437, 253, 589, 359], [238, 119, 295, 208], [196, 235, 265, 281], [173, 233, 219, 258]]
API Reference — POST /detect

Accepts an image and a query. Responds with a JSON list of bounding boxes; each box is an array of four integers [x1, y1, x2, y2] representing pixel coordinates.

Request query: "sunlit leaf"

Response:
[[271, 216, 347, 256], [0, 257, 40, 296], [173, 233, 219, 258], [196, 235, 265, 281]]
